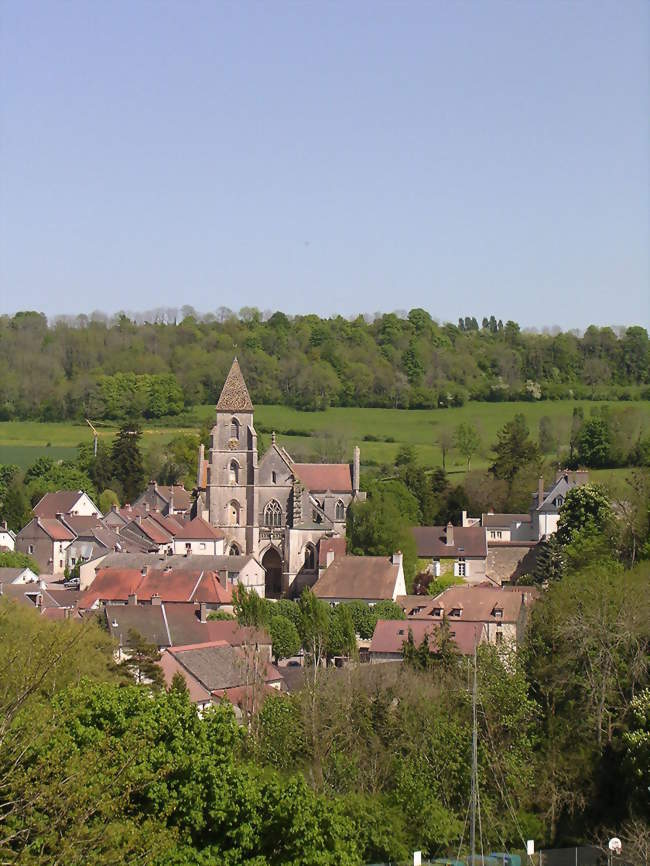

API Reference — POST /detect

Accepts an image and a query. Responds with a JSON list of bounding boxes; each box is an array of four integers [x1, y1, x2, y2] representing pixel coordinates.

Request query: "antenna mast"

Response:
[[470, 643, 478, 863]]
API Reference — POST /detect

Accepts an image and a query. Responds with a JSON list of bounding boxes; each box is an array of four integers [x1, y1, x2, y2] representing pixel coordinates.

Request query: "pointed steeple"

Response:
[[216, 358, 253, 412]]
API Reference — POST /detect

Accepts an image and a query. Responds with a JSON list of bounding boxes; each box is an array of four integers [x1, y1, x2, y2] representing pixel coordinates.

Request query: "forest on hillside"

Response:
[[0, 309, 648, 420]]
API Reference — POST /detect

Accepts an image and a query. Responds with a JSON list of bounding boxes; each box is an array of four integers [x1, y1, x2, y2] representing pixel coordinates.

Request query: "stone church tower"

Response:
[[198, 358, 364, 598], [205, 358, 259, 557]]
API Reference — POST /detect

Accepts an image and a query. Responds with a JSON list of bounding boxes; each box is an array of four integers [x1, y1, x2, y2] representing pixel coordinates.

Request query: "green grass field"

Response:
[[1, 401, 648, 487]]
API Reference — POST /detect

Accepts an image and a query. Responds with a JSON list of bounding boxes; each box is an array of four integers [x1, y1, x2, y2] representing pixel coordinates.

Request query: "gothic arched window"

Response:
[[229, 460, 239, 485], [304, 543, 315, 570], [229, 543, 240, 556], [335, 499, 346, 521], [230, 417, 240, 440], [228, 500, 240, 526], [263, 499, 282, 528]]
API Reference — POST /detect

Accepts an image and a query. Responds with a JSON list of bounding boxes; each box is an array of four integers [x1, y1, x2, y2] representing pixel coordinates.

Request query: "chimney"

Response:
[[127, 592, 137, 605], [352, 446, 360, 495], [538, 476, 544, 508], [144, 503, 150, 513], [391, 550, 403, 567], [326, 549, 336, 568], [199, 601, 208, 623], [151, 593, 162, 606], [56, 512, 63, 519], [136, 515, 141, 525], [461, 510, 467, 527], [446, 522, 454, 547]]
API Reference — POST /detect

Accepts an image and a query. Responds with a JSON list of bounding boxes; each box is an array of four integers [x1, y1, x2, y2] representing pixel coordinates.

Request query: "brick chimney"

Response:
[[127, 592, 137, 605], [391, 551, 403, 567], [446, 522, 454, 547], [151, 593, 162, 606]]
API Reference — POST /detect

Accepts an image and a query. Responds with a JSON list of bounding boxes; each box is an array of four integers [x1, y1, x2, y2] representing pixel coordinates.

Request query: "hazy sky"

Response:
[[1, 0, 648, 327]]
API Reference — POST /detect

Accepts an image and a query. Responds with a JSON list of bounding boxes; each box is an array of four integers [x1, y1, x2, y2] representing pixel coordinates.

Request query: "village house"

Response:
[[369, 618, 484, 663], [0, 565, 39, 584], [0, 521, 16, 551], [312, 552, 406, 604], [171, 517, 225, 556], [531, 470, 589, 540], [132, 481, 193, 519], [15, 518, 75, 575], [158, 640, 283, 717], [66, 524, 153, 581], [194, 358, 365, 597], [33, 490, 102, 519], [412, 523, 488, 583], [397, 584, 537, 649]]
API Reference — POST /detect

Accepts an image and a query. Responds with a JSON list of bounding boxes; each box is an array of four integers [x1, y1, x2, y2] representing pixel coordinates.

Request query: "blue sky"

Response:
[[0, 0, 648, 327]]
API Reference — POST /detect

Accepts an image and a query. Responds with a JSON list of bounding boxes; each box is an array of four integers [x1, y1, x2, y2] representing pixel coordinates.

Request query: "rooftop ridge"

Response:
[[216, 358, 253, 412]]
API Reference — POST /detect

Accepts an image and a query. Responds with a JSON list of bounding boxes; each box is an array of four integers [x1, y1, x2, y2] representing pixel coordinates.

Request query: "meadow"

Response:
[[1, 400, 648, 488]]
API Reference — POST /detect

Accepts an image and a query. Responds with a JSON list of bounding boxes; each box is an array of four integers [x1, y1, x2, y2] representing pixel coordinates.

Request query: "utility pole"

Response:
[[85, 418, 99, 457], [470, 643, 478, 864]]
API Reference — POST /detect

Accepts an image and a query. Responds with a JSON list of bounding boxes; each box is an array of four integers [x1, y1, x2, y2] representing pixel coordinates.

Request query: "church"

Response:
[[194, 359, 365, 597]]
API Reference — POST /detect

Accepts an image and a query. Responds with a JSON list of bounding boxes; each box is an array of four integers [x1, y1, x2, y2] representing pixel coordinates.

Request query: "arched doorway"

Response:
[[262, 547, 283, 598]]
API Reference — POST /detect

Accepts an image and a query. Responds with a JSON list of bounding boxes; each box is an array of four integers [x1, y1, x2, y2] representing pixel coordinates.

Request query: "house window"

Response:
[[496, 631, 504, 645], [230, 417, 240, 440], [432, 607, 443, 617], [59, 560, 63, 568], [229, 460, 239, 484], [199, 542, 206, 550], [227, 571, 238, 585], [28, 545, 34, 555], [335, 499, 345, 521], [553, 496, 564, 507], [228, 500, 241, 526], [304, 544, 315, 570], [449, 608, 462, 617], [185, 542, 192, 552], [494, 608, 503, 619], [456, 558, 466, 577], [263, 499, 282, 527], [433, 559, 441, 577]]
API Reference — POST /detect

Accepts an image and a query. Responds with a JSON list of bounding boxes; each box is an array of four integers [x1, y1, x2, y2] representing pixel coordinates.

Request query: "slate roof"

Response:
[[167, 641, 281, 692], [156, 485, 193, 512], [412, 525, 487, 558], [158, 651, 213, 704], [313, 555, 400, 601], [60, 514, 104, 534], [33, 491, 91, 518], [125, 517, 173, 544], [105, 604, 171, 647], [293, 463, 353, 492], [0, 567, 35, 583], [216, 358, 254, 412], [370, 619, 484, 656], [481, 513, 531, 528], [174, 517, 224, 540]]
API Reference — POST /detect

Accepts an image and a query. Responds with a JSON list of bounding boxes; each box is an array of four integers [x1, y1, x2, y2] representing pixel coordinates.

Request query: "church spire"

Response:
[[216, 357, 254, 412]]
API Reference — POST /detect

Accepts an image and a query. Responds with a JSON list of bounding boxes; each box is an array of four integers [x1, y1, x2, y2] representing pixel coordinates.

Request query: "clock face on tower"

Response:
[[227, 438, 239, 450]]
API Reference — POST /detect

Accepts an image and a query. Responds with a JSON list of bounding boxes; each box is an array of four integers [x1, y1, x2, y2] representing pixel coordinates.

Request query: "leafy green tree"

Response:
[[556, 484, 613, 545], [345, 600, 376, 639], [98, 488, 120, 514], [454, 422, 481, 471], [327, 603, 357, 660], [622, 688, 650, 817], [576, 417, 611, 467], [490, 413, 541, 482], [110, 423, 145, 504], [538, 415, 558, 454], [372, 599, 406, 621], [0, 479, 31, 531], [270, 614, 301, 663], [118, 629, 164, 688], [233, 583, 270, 627], [0, 549, 40, 574], [347, 489, 418, 586]]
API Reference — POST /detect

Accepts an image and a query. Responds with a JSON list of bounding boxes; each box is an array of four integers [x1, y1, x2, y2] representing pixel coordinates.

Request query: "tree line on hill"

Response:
[[0, 309, 648, 420]]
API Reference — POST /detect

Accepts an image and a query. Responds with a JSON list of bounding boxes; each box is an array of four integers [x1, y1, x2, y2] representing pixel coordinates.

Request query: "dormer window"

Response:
[[493, 608, 503, 619], [449, 607, 462, 617], [553, 496, 564, 507], [432, 607, 443, 617]]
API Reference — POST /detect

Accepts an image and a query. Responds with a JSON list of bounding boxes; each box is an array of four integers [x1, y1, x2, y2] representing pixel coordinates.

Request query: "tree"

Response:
[[372, 599, 406, 621], [622, 688, 650, 817], [118, 629, 164, 688], [454, 422, 481, 471], [327, 603, 357, 660], [345, 600, 376, 639], [538, 416, 558, 455], [436, 428, 454, 471], [0, 480, 31, 532], [576, 417, 611, 467], [556, 484, 613, 545], [110, 423, 145, 504], [270, 614, 301, 663], [0, 550, 40, 574], [233, 583, 269, 627], [490, 413, 541, 482], [98, 488, 120, 514]]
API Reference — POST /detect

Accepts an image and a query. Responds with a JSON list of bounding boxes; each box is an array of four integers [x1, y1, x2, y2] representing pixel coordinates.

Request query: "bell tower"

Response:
[[207, 358, 259, 556]]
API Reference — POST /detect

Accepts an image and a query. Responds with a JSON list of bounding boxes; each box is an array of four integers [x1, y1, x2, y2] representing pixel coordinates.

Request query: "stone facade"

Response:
[[197, 359, 364, 597]]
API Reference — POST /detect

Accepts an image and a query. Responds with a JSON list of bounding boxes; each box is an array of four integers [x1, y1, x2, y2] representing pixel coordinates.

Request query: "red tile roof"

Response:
[[370, 618, 484, 656], [422, 584, 529, 622], [293, 463, 353, 492], [78, 568, 142, 609], [38, 519, 75, 541], [174, 517, 224, 540], [318, 536, 347, 567], [33, 491, 88, 518], [80, 567, 232, 608]]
